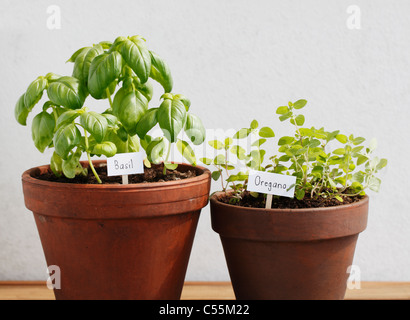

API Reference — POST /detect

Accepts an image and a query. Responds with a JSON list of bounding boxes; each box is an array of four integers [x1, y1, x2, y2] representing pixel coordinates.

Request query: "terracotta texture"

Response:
[[210, 192, 369, 300], [22, 161, 211, 300]]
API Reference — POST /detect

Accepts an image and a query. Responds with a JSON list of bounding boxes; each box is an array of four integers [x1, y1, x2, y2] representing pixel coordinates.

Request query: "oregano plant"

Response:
[[201, 99, 387, 205], [15, 35, 205, 183]]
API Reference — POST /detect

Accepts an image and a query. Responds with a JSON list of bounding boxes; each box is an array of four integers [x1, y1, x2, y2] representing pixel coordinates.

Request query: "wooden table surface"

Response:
[[0, 281, 409, 300]]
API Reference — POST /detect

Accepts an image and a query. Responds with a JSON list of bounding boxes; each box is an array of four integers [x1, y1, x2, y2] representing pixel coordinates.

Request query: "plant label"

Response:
[[247, 170, 296, 198], [106, 152, 144, 176]]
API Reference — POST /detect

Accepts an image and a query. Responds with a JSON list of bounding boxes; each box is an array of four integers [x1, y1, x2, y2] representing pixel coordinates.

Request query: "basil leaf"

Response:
[[81, 44, 104, 85], [62, 149, 83, 179], [47, 76, 87, 110], [56, 109, 80, 130], [149, 50, 173, 93], [31, 111, 55, 153], [92, 141, 117, 157], [184, 113, 205, 145], [157, 97, 187, 143], [135, 108, 158, 139], [24, 76, 48, 110], [88, 52, 122, 99], [112, 87, 148, 136], [15, 94, 30, 125], [80, 111, 108, 143], [50, 151, 63, 177], [146, 137, 165, 164], [115, 35, 151, 84], [176, 139, 196, 165], [53, 123, 82, 160]]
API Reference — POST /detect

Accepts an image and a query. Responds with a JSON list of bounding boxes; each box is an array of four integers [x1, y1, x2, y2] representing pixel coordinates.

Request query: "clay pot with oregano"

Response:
[[201, 99, 387, 300]]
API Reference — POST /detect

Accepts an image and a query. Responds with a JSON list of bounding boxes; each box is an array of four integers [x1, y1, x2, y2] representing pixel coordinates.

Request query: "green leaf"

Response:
[[62, 149, 84, 179], [293, 99, 307, 109], [145, 137, 165, 164], [334, 195, 343, 203], [149, 51, 173, 93], [250, 120, 258, 129], [357, 155, 368, 165], [252, 138, 266, 147], [87, 52, 122, 99], [279, 112, 292, 121], [294, 114, 305, 126], [173, 94, 191, 111], [114, 35, 151, 84], [80, 111, 108, 143], [333, 148, 346, 155], [131, 77, 153, 102], [164, 162, 178, 170], [352, 171, 364, 183], [336, 134, 348, 144], [24, 76, 48, 110], [230, 145, 246, 160], [214, 154, 226, 165], [71, 47, 92, 83], [135, 108, 158, 139], [199, 157, 212, 165], [368, 176, 381, 192], [376, 158, 388, 171], [47, 76, 86, 110], [56, 110, 80, 130], [176, 139, 196, 165], [31, 111, 55, 152], [92, 141, 117, 157], [276, 106, 289, 115], [50, 151, 63, 177], [112, 87, 148, 136], [211, 170, 221, 181], [81, 45, 105, 85], [233, 128, 251, 139], [295, 188, 305, 200], [184, 113, 206, 145], [157, 97, 187, 143], [208, 140, 224, 150], [53, 123, 82, 160], [353, 137, 366, 145], [67, 46, 91, 63], [278, 136, 295, 146], [258, 127, 275, 138], [368, 138, 377, 152], [14, 94, 30, 125]]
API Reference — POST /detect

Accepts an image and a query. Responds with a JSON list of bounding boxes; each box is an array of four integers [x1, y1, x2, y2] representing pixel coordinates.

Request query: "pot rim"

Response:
[[210, 191, 369, 241], [22, 160, 211, 190], [210, 190, 369, 214]]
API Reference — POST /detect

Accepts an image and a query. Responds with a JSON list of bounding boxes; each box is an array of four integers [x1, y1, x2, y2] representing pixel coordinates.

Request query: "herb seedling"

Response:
[[201, 99, 387, 204], [15, 35, 205, 183]]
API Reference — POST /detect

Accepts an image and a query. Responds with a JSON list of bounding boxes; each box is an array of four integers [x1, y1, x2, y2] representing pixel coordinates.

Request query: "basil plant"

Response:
[[15, 35, 205, 183]]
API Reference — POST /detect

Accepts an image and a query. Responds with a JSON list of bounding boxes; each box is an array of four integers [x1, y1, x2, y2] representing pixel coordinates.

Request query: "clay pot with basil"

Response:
[[22, 161, 211, 300]]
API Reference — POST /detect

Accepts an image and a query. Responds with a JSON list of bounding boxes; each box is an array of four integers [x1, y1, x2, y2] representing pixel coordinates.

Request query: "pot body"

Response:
[[22, 161, 211, 300], [210, 192, 369, 300]]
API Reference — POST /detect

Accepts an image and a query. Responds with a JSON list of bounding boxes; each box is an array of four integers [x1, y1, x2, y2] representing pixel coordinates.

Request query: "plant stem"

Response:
[[106, 88, 113, 109], [163, 140, 172, 175], [83, 128, 102, 184]]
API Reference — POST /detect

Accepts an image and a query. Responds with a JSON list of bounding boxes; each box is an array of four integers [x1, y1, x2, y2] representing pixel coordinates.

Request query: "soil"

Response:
[[36, 163, 197, 184], [217, 190, 364, 209]]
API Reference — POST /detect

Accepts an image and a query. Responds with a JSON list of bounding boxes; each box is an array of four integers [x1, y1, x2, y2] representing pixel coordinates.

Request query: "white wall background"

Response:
[[0, 0, 409, 282]]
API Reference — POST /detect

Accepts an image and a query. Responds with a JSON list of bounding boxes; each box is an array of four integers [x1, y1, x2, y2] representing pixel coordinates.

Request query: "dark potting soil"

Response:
[[36, 163, 197, 184], [217, 190, 364, 209]]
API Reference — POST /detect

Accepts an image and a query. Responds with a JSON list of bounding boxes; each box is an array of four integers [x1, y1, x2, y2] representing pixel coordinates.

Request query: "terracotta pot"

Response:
[[21, 161, 211, 300], [210, 192, 369, 300]]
